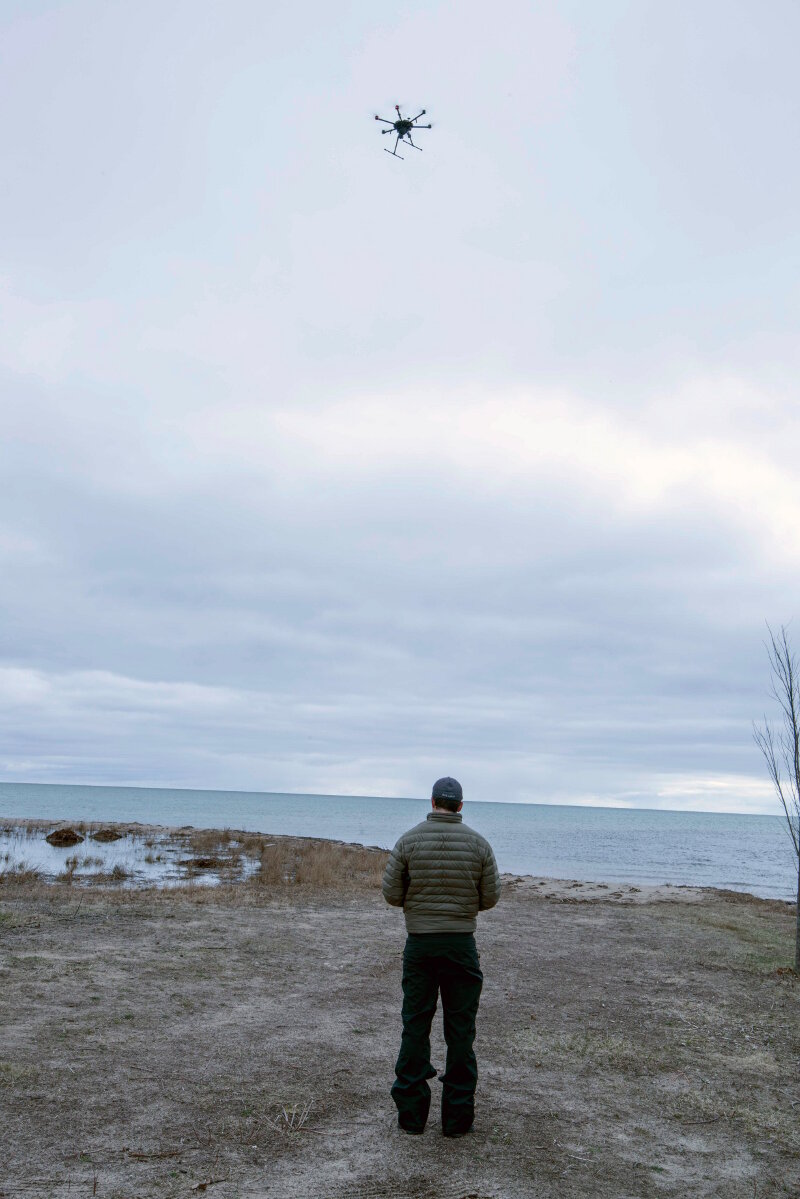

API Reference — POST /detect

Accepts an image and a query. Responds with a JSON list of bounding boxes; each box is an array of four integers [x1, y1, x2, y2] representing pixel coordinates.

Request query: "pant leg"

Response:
[[438, 937, 483, 1134], [391, 938, 439, 1130]]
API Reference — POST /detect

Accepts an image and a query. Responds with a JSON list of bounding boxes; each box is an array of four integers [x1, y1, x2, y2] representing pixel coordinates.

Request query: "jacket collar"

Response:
[[427, 811, 463, 823]]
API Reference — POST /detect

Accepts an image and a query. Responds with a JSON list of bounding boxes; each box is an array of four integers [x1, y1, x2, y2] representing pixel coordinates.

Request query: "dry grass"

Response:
[[187, 827, 237, 855], [516, 1027, 672, 1076], [656, 897, 797, 974], [0, 862, 42, 887], [173, 829, 249, 875], [239, 832, 268, 856], [257, 838, 388, 889], [268, 1100, 314, 1132], [57, 859, 78, 884]]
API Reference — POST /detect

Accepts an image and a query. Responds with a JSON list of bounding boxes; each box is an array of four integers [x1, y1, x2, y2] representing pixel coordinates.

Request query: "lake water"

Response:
[[0, 780, 795, 900]]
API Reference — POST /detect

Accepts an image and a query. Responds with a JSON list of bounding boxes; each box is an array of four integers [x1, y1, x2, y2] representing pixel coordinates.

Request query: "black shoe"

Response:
[[398, 1117, 425, 1135], [442, 1121, 473, 1138]]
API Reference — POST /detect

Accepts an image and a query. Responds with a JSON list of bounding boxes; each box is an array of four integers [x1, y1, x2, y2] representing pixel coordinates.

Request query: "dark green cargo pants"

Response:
[[391, 932, 484, 1135]]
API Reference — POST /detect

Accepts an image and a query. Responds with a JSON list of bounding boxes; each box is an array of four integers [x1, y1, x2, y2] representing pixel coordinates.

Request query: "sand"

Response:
[[0, 823, 798, 1199]]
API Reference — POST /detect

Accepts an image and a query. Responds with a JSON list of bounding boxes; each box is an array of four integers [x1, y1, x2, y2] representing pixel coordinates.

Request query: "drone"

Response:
[[374, 105, 432, 159]]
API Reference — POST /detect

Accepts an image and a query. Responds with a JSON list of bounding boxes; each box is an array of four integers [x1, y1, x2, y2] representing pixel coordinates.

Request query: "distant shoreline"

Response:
[[1, 815, 794, 908]]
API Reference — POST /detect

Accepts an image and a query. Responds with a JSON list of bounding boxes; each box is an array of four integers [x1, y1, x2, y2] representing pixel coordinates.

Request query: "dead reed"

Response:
[[0, 863, 42, 888], [187, 828, 237, 856], [257, 838, 388, 890]]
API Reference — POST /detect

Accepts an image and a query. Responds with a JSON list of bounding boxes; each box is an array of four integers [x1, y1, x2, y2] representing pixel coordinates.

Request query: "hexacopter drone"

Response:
[[374, 105, 432, 159]]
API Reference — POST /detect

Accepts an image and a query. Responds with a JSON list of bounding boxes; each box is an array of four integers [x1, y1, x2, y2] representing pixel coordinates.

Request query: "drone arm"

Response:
[[374, 115, 394, 125], [411, 109, 427, 122]]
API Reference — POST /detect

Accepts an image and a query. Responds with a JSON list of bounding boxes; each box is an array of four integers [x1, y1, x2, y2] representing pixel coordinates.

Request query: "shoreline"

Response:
[[1, 781, 794, 900], [1, 814, 794, 908]]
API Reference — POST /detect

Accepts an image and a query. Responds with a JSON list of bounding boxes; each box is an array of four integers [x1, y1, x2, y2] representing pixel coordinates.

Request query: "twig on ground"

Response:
[[192, 1124, 216, 1146], [125, 1148, 185, 1160], [265, 1100, 313, 1132], [553, 1140, 591, 1160]]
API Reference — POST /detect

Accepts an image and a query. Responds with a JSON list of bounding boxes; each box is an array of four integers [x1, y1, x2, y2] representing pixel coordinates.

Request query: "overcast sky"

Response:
[[1, 0, 798, 812]]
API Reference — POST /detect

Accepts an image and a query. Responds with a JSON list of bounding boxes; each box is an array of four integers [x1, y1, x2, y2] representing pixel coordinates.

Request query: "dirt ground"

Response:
[[1, 827, 798, 1199]]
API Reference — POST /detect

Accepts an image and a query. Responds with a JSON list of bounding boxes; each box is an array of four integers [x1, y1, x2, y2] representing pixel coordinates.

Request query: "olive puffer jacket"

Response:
[[382, 809, 501, 933]]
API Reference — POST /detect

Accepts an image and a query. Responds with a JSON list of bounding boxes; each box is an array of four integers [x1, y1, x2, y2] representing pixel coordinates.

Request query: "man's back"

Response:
[[382, 809, 500, 933], [383, 777, 500, 1138]]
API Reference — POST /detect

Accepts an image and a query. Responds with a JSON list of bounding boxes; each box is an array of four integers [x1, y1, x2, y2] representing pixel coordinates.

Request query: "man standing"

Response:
[[382, 777, 501, 1137]]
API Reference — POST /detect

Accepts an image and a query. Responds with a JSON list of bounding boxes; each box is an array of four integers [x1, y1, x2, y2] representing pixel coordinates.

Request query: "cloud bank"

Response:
[[1, 0, 798, 813]]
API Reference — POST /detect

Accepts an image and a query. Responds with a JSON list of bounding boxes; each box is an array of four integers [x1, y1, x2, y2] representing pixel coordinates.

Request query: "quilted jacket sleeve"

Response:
[[477, 842, 501, 911], [382, 837, 409, 907]]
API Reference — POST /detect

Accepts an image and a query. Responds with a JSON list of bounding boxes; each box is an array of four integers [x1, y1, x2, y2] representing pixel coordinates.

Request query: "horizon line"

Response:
[[0, 777, 779, 820]]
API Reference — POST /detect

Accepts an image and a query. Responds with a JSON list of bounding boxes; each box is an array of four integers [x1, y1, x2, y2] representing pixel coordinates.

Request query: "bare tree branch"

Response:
[[753, 623, 800, 971], [753, 719, 800, 858]]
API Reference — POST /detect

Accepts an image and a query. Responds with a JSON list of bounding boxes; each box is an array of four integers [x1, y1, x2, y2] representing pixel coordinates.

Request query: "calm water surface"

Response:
[[0, 781, 795, 900]]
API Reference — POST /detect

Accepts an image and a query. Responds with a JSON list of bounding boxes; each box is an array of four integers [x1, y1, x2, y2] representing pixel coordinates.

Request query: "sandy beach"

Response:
[[1, 821, 798, 1198]]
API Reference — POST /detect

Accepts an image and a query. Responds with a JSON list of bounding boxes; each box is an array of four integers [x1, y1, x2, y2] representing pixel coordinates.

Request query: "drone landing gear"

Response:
[[385, 135, 423, 160]]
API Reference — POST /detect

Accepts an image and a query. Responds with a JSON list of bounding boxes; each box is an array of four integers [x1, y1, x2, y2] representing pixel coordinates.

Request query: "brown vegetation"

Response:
[[0, 863, 41, 886], [186, 827, 238, 855], [257, 836, 389, 888], [178, 856, 227, 870]]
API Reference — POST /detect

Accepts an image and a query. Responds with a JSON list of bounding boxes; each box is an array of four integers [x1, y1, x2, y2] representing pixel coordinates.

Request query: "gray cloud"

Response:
[[1, 1, 798, 812]]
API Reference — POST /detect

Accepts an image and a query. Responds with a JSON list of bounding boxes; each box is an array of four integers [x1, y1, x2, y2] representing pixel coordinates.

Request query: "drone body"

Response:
[[374, 105, 432, 159]]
